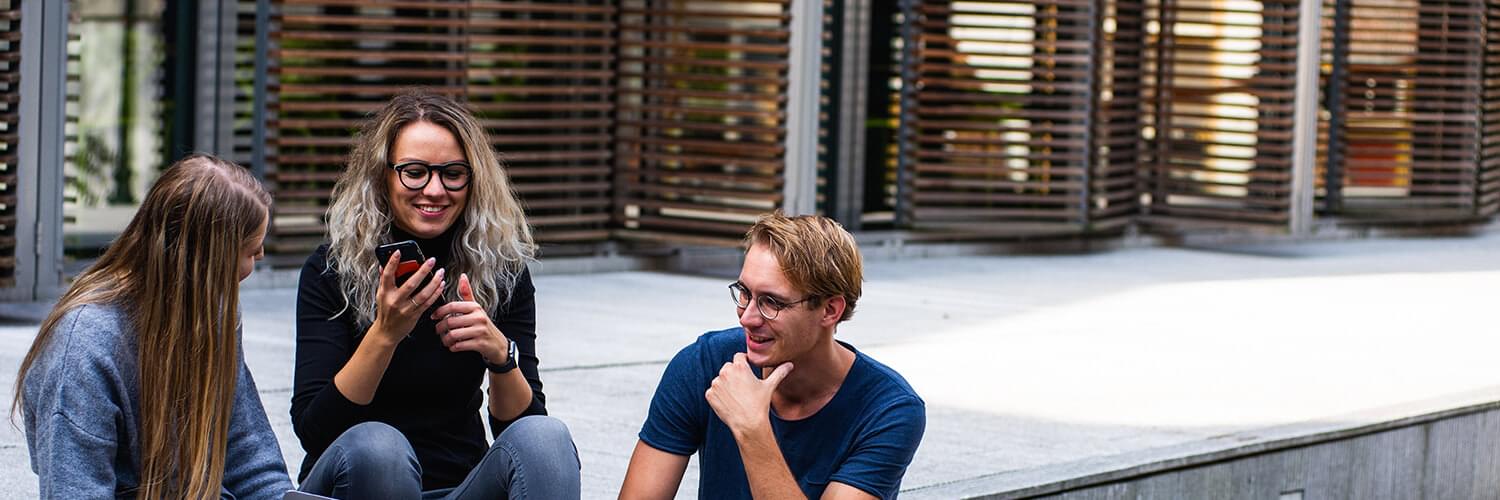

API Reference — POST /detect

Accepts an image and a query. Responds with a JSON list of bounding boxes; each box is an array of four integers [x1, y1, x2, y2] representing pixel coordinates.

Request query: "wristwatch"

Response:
[[485, 339, 518, 374]]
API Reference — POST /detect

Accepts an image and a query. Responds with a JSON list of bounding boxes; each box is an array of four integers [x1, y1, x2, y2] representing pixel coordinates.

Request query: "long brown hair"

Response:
[[327, 90, 534, 327], [13, 154, 271, 499]]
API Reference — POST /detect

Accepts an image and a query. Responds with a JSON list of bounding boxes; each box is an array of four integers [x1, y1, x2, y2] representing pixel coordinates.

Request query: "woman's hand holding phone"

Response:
[[371, 250, 445, 344], [431, 273, 510, 365]]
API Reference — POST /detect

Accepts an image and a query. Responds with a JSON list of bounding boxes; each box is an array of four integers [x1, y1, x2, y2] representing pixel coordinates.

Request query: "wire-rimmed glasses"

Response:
[[728, 282, 814, 320]]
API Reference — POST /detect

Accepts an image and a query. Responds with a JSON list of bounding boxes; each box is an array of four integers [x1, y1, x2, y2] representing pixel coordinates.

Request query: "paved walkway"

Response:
[[2, 231, 1499, 498]]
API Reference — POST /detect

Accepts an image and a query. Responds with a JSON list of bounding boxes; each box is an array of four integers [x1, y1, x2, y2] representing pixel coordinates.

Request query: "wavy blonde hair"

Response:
[[326, 91, 535, 326], [13, 154, 271, 499]]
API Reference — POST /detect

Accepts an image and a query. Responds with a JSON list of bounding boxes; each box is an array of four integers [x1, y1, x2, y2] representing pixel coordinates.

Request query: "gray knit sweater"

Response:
[[21, 303, 291, 499]]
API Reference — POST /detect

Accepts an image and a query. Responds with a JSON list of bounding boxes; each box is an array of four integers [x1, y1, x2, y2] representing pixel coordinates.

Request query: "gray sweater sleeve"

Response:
[[220, 346, 294, 500], [22, 306, 293, 499], [22, 306, 127, 498], [30, 409, 122, 498]]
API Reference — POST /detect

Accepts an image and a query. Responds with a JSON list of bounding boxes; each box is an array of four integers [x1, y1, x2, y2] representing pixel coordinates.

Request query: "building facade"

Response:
[[2, 0, 1495, 299]]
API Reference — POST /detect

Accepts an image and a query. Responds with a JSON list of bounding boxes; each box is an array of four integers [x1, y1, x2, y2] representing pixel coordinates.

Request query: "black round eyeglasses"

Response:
[[391, 160, 472, 191]]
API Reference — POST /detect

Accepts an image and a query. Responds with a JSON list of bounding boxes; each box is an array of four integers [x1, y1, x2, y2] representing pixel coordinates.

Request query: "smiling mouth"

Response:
[[416, 204, 447, 214], [748, 333, 774, 344]]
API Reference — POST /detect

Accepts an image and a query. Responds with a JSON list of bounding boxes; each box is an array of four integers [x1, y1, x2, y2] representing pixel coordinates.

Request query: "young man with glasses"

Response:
[[620, 212, 926, 500]]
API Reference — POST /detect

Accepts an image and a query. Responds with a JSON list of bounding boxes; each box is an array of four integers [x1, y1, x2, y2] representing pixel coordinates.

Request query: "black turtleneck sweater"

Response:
[[290, 227, 546, 490]]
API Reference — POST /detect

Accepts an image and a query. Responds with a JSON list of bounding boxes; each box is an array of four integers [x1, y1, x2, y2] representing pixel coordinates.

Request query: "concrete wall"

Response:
[[1015, 407, 1500, 500]]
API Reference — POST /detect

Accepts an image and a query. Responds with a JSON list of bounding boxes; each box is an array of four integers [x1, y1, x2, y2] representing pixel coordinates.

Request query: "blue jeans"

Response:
[[299, 416, 581, 499]]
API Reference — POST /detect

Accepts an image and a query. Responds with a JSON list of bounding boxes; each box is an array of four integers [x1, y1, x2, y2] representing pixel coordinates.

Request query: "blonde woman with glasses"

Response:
[[291, 91, 579, 499], [14, 154, 290, 499]]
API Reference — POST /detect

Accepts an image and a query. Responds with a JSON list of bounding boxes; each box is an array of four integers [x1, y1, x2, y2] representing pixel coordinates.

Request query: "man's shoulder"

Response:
[[660, 327, 744, 381], [682, 326, 746, 359], [848, 347, 925, 412]]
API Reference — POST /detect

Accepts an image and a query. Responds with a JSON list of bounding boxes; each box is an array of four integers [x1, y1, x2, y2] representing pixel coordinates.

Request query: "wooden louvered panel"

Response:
[[1141, 0, 1299, 226], [268, 0, 464, 252], [268, 0, 614, 253], [0, 0, 15, 287], [234, 1, 260, 168], [59, 15, 80, 225], [465, 0, 615, 245], [1319, 0, 1486, 220], [1094, 0, 1148, 222], [1483, 0, 1500, 214], [614, 0, 790, 243], [905, 0, 1127, 234]]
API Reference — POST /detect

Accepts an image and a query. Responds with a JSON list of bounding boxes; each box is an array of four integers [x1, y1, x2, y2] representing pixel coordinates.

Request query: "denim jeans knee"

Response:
[[300, 422, 423, 499], [497, 415, 576, 456], [343, 422, 418, 462], [440, 416, 580, 500]]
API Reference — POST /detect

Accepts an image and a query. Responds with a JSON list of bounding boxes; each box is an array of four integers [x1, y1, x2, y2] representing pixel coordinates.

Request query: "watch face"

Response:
[[488, 340, 518, 373]]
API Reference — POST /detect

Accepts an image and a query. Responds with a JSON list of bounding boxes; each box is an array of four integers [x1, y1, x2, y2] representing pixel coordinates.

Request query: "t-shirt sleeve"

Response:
[[637, 340, 709, 456], [827, 396, 926, 499]]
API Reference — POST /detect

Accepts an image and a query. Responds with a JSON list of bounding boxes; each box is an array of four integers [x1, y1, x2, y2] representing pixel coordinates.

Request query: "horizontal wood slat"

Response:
[[1318, 0, 1487, 219], [0, 1, 16, 287], [1480, 0, 1500, 215], [1141, 0, 1300, 226], [614, 0, 791, 243], [267, 0, 615, 252], [902, 0, 1141, 232], [225, 0, 1500, 260]]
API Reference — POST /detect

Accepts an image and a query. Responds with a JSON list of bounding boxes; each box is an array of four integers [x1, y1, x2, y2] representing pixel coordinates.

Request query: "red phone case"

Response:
[[395, 260, 421, 276]]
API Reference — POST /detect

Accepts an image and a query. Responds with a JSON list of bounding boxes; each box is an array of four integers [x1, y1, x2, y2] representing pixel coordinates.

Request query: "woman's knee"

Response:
[[479, 416, 580, 498], [332, 422, 420, 473], [497, 415, 574, 451], [303, 422, 421, 498], [496, 415, 579, 470]]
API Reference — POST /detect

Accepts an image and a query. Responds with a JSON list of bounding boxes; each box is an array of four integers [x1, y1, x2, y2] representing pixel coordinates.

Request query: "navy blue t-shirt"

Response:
[[640, 327, 926, 499]]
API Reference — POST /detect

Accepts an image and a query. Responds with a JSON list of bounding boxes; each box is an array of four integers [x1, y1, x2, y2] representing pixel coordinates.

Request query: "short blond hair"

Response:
[[744, 211, 863, 322]]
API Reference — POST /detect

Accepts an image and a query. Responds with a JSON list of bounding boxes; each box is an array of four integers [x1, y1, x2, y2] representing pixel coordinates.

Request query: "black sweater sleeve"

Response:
[[488, 267, 549, 438], [289, 247, 370, 461]]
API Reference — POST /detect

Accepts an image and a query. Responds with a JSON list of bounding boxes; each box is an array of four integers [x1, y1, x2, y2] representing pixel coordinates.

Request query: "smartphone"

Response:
[[375, 240, 424, 284]]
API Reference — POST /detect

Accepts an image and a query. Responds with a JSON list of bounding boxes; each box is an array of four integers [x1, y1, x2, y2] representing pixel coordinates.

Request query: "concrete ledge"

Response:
[[908, 386, 1500, 499]]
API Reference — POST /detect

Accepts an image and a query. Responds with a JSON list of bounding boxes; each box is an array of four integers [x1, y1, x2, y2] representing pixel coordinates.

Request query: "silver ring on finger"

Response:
[[410, 298, 420, 308]]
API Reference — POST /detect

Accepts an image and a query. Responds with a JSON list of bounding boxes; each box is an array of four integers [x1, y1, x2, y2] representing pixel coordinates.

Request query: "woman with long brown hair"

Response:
[[291, 91, 579, 499], [14, 154, 291, 499]]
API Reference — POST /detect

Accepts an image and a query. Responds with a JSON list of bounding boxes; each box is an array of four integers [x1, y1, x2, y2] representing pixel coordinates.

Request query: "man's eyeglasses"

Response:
[[391, 160, 472, 191], [728, 282, 814, 321]]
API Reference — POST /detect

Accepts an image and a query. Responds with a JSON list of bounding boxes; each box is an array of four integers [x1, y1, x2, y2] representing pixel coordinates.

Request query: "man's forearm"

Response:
[[734, 424, 806, 500]]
